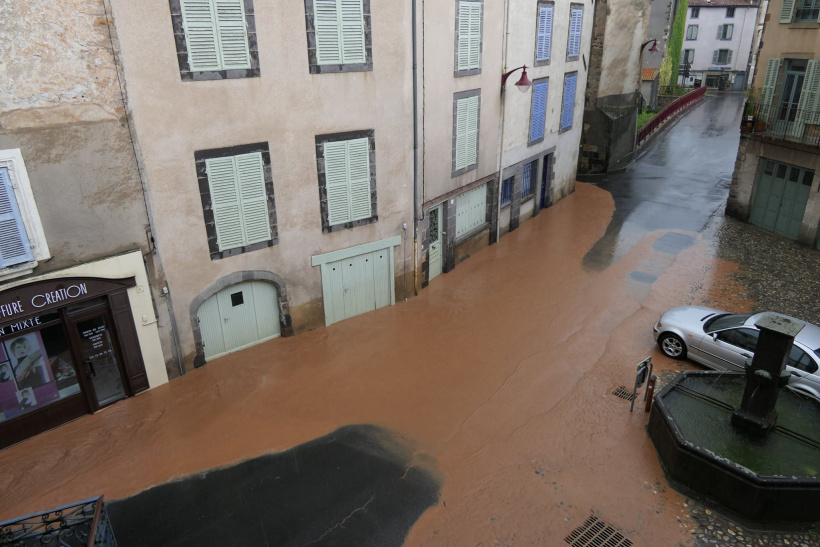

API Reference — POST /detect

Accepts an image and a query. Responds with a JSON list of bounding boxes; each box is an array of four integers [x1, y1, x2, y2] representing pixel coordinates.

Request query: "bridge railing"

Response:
[[637, 86, 707, 147]]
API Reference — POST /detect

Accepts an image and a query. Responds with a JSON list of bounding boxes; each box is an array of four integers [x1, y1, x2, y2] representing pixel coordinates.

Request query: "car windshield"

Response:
[[704, 313, 754, 333]]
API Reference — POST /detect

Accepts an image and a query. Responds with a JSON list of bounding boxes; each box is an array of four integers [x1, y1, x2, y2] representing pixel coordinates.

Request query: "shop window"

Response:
[[0, 149, 50, 280]]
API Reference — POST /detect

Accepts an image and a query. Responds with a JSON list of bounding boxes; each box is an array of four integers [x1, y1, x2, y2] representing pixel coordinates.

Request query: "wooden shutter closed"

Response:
[[727, 50, 733, 65], [214, 0, 250, 69], [802, 60, 820, 125], [455, 96, 479, 170], [760, 58, 782, 117], [340, 0, 366, 64], [207, 157, 245, 251], [713, 50, 719, 64], [235, 153, 271, 245], [0, 167, 33, 268], [181, 0, 221, 71], [458, 2, 482, 71], [530, 81, 549, 142], [314, 0, 342, 64], [561, 74, 577, 130], [567, 6, 583, 57], [324, 138, 372, 225], [781, 0, 796, 23], [536, 5, 553, 62]]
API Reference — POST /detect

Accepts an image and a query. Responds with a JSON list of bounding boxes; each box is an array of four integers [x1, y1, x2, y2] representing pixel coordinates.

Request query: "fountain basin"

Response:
[[648, 371, 820, 522]]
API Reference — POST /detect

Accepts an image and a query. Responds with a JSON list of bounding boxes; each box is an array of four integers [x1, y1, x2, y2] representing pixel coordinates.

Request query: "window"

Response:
[[705, 313, 753, 333], [535, 1, 554, 65], [305, 0, 372, 74], [789, 346, 819, 373], [500, 177, 513, 206], [566, 4, 584, 60], [452, 91, 481, 176], [196, 143, 277, 259], [716, 328, 759, 352], [0, 150, 48, 278], [682, 49, 695, 64], [455, 0, 483, 75], [686, 25, 698, 40], [171, 0, 259, 81], [521, 161, 536, 199], [315, 131, 377, 232], [529, 79, 549, 143], [726, 7, 735, 17], [455, 184, 487, 238], [717, 24, 734, 40], [691, 7, 700, 17], [795, 0, 820, 21], [560, 72, 578, 131], [713, 49, 733, 65]]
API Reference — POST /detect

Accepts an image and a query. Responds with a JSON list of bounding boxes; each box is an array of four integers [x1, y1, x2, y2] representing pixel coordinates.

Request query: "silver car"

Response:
[[653, 306, 820, 401]]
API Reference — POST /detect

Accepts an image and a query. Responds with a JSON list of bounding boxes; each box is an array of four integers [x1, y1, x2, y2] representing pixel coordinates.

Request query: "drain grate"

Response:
[[564, 515, 633, 547], [612, 386, 636, 401]]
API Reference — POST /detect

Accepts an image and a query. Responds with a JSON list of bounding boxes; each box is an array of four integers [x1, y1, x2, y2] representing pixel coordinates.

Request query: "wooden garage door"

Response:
[[197, 281, 280, 361], [323, 250, 391, 325], [750, 160, 813, 240]]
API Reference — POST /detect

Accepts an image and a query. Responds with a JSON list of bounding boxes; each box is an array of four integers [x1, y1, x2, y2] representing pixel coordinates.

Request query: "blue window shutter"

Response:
[[536, 5, 553, 62], [561, 74, 577, 130], [568, 6, 583, 57], [530, 81, 548, 142], [0, 167, 34, 267]]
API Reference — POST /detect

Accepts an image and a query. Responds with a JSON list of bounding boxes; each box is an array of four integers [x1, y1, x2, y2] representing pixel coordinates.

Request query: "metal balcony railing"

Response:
[[741, 102, 820, 146], [0, 496, 118, 547]]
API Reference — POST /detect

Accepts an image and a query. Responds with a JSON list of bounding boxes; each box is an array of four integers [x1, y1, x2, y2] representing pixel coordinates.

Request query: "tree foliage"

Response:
[[660, 0, 689, 86]]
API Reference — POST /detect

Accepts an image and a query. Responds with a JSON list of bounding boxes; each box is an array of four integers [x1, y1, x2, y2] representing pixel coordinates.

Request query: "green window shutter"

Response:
[[340, 0, 366, 64], [214, 0, 250, 69], [760, 58, 782, 115], [346, 138, 372, 221], [795, 60, 820, 128], [716, 25, 722, 40], [457, 2, 482, 71], [467, 3, 482, 69], [324, 141, 352, 224], [781, 0, 796, 23], [314, 0, 342, 65], [0, 167, 34, 267], [181, 0, 221, 71], [455, 96, 479, 170], [713, 50, 719, 64], [235, 152, 271, 245], [726, 24, 733, 40], [206, 157, 245, 251], [727, 50, 732, 65]]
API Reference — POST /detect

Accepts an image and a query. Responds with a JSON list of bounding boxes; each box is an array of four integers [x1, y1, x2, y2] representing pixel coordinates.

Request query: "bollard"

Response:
[[644, 375, 657, 413]]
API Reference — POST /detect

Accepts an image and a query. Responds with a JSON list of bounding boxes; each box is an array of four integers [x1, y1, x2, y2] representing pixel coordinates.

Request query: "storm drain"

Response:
[[564, 515, 633, 547], [612, 386, 636, 401]]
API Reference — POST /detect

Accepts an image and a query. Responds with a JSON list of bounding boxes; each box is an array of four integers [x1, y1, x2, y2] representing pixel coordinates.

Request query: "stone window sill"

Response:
[[0, 260, 38, 283]]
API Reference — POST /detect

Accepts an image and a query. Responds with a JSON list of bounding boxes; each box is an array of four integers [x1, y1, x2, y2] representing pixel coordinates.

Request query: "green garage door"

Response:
[[750, 160, 813, 240], [197, 281, 281, 361]]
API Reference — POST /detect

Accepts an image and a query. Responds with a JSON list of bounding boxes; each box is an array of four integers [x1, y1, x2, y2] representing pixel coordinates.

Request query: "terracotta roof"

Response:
[[688, 0, 758, 7], [642, 68, 658, 82]]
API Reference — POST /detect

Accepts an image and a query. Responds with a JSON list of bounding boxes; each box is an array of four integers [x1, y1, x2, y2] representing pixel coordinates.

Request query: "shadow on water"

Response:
[[108, 425, 440, 547], [583, 94, 745, 271]]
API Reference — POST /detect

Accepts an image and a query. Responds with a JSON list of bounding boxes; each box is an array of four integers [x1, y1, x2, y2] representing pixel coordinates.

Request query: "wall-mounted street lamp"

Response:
[[501, 65, 533, 93], [641, 39, 660, 54]]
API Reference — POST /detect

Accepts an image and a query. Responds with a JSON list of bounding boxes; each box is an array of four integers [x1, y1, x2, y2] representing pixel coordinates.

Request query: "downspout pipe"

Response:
[[412, 0, 420, 294], [495, 0, 512, 244]]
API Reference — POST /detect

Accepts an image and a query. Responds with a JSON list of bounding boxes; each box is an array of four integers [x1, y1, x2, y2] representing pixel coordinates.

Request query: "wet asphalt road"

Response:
[[583, 93, 745, 270]]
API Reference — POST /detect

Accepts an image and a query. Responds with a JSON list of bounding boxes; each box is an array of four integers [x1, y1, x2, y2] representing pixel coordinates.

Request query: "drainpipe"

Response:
[[495, 0, 512, 244], [412, 0, 420, 295]]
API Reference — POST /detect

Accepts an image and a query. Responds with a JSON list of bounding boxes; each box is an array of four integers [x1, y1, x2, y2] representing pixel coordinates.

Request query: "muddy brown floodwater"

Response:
[[0, 182, 760, 545]]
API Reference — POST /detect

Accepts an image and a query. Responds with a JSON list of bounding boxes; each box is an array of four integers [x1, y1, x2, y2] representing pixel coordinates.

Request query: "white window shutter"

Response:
[[781, 0, 796, 23], [726, 24, 733, 40], [727, 50, 733, 65], [340, 0, 366, 64], [324, 141, 352, 224], [314, 0, 342, 65], [346, 138, 372, 221], [0, 167, 33, 268], [536, 5, 553, 61], [529, 81, 548, 142], [467, 3, 482, 69], [568, 6, 583, 57], [561, 74, 577, 130], [457, 2, 482, 71], [455, 96, 479, 170], [716, 25, 723, 40], [235, 153, 271, 245], [207, 157, 245, 251], [214, 0, 251, 69], [713, 50, 719, 64], [181, 0, 221, 71]]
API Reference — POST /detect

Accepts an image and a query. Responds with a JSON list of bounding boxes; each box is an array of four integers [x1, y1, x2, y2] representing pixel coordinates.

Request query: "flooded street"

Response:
[[2, 94, 818, 545]]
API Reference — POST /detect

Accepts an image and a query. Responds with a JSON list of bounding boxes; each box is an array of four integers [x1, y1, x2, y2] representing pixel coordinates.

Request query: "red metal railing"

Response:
[[637, 86, 707, 146]]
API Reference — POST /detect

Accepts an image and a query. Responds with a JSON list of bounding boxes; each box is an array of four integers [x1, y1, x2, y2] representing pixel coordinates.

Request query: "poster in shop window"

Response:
[[0, 332, 59, 421]]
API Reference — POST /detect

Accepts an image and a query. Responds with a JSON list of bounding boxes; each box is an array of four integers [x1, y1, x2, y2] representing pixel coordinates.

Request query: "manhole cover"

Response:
[[612, 386, 636, 401], [564, 515, 632, 547]]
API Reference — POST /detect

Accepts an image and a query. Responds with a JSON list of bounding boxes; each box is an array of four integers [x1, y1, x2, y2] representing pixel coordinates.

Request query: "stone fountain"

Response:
[[648, 314, 820, 523]]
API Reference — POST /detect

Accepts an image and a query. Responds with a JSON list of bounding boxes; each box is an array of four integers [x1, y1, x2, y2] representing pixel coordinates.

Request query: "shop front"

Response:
[[0, 277, 149, 449]]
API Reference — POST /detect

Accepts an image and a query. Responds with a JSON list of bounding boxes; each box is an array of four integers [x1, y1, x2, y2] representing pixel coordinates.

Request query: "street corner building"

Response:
[[728, 0, 820, 248]]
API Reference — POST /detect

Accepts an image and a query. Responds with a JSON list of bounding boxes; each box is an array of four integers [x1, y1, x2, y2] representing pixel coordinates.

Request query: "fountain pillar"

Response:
[[731, 314, 804, 435]]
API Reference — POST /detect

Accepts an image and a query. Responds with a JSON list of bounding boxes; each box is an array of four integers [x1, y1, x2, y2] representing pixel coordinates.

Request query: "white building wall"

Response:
[[684, 5, 757, 73]]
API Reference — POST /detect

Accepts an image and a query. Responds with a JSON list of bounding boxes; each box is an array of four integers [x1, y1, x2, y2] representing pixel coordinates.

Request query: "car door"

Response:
[[786, 344, 820, 400], [694, 327, 758, 371]]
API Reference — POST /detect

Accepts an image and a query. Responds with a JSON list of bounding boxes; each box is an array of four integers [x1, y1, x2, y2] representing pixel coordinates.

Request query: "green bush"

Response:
[[637, 108, 658, 129]]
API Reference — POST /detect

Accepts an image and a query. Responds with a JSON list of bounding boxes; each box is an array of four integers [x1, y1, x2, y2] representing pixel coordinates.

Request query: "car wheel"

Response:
[[659, 333, 686, 360]]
